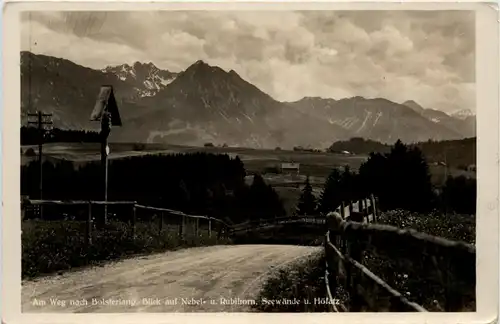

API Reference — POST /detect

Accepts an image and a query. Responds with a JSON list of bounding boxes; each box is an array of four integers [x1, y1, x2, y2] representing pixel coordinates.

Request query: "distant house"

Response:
[[281, 162, 300, 175]]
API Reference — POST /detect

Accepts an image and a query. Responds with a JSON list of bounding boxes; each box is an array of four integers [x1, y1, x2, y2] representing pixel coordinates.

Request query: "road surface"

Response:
[[22, 245, 321, 313]]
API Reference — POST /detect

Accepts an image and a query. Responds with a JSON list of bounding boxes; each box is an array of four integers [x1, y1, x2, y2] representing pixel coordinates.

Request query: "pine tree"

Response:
[[319, 168, 342, 213], [297, 176, 317, 215], [358, 139, 435, 212]]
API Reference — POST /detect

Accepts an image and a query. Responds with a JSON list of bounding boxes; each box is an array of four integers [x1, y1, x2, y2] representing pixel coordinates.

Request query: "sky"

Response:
[[21, 10, 475, 113]]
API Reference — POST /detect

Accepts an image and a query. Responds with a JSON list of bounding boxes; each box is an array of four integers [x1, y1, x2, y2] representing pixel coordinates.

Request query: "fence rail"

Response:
[[324, 198, 476, 312], [23, 196, 475, 312], [22, 199, 232, 245]]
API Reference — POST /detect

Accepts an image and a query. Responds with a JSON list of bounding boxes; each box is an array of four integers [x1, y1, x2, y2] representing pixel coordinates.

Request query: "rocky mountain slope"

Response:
[[20, 51, 475, 148], [287, 97, 467, 144], [102, 62, 177, 98]]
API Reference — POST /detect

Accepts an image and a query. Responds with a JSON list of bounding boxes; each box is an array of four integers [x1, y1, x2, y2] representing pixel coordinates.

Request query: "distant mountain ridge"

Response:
[[20, 51, 476, 148]]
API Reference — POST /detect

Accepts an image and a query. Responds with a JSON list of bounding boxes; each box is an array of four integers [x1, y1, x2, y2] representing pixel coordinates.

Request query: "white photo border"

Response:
[[2, 1, 499, 324]]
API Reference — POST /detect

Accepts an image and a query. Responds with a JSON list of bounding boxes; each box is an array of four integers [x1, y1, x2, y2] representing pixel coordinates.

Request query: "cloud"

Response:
[[20, 10, 475, 113]]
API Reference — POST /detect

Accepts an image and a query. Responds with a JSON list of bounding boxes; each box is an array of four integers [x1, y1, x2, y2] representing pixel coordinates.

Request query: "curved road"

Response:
[[22, 245, 321, 313]]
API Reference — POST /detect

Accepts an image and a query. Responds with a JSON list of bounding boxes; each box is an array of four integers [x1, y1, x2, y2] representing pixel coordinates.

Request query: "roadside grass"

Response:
[[359, 210, 476, 311], [376, 209, 475, 244], [252, 250, 330, 312], [22, 220, 232, 280], [252, 209, 476, 312]]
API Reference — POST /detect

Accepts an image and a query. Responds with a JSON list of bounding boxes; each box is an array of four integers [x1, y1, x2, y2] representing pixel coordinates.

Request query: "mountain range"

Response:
[[20, 51, 476, 149]]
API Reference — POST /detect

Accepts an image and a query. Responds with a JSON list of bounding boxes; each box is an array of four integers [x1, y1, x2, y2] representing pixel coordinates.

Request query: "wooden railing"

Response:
[[22, 199, 232, 246], [323, 199, 476, 312], [228, 195, 475, 312], [23, 197, 476, 312]]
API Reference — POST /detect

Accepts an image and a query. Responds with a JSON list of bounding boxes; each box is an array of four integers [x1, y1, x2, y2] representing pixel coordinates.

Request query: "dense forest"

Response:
[[21, 126, 100, 145], [328, 137, 476, 169], [298, 140, 476, 215], [21, 153, 285, 223]]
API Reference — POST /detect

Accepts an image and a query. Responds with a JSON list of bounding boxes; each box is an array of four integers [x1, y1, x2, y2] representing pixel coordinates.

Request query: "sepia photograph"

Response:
[[2, 1, 499, 322]]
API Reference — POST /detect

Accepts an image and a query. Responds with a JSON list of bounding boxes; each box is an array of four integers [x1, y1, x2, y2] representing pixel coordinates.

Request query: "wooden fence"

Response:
[[323, 197, 476, 312], [23, 196, 476, 312], [22, 199, 232, 246], [229, 194, 475, 312]]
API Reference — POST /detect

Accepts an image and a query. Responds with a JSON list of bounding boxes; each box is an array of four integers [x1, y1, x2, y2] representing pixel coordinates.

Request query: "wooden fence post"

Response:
[[360, 199, 365, 222], [347, 232, 365, 311], [86, 202, 93, 246], [131, 205, 136, 239], [348, 200, 354, 218], [208, 218, 212, 238], [179, 215, 184, 240], [370, 194, 377, 222], [159, 212, 163, 235], [195, 218, 199, 238], [340, 201, 346, 219], [364, 198, 370, 223]]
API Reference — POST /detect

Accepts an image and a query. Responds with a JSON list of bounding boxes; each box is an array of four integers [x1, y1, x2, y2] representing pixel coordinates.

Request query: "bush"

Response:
[[22, 220, 232, 279], [442, 176, 476, 215], [204, 143, 214, 148], [25, 148, 36, 157], [132, 143, 146, 151]]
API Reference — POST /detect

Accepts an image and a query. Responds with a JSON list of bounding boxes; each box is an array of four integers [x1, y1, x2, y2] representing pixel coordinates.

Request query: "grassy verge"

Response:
[[252, 250, 330, 312], [22, 220, 232, 279], [376, 209, 475, 244], [360, 210, 476, 311]]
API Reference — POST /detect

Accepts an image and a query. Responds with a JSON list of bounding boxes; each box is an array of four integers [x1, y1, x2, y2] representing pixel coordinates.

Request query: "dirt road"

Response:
[[22, 245, 321, 313]]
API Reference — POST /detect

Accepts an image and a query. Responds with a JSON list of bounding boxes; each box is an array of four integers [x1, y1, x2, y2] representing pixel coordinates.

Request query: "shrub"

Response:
[[132, 143, 146, 151], [204, 143, 214, 148], [25, 148, 37, 157]]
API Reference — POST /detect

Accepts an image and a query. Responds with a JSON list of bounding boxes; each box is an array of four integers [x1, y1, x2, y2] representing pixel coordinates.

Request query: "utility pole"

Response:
[[27, 111, 53, 219]]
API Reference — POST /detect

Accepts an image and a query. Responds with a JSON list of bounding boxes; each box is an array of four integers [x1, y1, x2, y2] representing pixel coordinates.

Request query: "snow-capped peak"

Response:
[[102, 62, 178, 97], [451, 109, 475, 120]]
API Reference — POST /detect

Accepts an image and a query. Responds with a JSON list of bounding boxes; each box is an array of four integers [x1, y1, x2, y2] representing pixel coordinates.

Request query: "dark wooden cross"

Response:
[[90, 85, 122, 225]]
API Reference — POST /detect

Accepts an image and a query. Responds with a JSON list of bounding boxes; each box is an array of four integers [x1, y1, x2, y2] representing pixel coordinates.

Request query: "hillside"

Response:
[[21, 52, 475, 148], [288, 96, 467, 144], [119, 60, 349, 147]]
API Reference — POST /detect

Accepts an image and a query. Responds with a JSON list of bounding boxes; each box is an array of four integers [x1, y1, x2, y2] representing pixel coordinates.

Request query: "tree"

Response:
[[442, 175, 476, 214], [297, 176, 317, 215], [318, 168, 342, 213], [359, 139, 435, 212], [247, 174, 285, 219]]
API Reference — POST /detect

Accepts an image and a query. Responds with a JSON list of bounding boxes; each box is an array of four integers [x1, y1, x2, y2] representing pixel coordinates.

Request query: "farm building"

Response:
[[281, 162, 300, 175]]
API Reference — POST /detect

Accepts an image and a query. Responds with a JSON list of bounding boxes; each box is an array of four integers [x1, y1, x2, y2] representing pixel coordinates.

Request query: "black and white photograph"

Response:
[[2, 2, 499, 321]]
